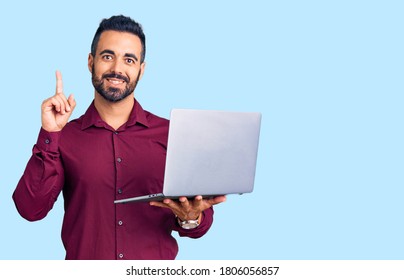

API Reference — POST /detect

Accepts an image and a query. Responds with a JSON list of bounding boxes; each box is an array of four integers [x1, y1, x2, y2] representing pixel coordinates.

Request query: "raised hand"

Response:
[[41, 71, 76, 132]]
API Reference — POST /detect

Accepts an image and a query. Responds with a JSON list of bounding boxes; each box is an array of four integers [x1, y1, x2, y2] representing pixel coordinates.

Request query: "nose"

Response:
[[110, 59, 124, 74]]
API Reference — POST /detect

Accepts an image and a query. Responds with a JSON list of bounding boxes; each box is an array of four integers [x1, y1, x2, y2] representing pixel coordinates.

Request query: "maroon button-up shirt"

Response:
[[13, 100, 214, 260]]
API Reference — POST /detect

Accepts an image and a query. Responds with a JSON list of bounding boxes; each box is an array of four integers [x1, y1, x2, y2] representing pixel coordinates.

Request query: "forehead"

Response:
[[96, 30, 142, 55]]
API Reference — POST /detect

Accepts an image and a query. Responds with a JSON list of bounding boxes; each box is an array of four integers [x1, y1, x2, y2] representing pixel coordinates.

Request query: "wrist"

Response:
[[37, 128, 61, 152], [177, 213, 202, 230]]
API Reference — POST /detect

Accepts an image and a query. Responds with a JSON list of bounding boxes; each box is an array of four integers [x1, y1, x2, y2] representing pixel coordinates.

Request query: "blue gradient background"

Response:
[[1, 0, 403, 260]]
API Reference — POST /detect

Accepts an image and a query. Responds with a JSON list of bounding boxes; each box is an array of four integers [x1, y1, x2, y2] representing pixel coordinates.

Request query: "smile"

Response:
[[106, 78, 125, 85]]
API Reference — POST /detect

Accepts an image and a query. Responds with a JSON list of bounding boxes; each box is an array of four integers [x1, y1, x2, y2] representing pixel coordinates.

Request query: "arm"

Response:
[[12, 71, 76, 221], [13, 129, 64, 221]]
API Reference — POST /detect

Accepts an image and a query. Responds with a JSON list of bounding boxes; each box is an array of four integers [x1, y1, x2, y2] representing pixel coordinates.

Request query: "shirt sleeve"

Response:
[[12, 128, 65, 221], [174, 207, 215, 238]]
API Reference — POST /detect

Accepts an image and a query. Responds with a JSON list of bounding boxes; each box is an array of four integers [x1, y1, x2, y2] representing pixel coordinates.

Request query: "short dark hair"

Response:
[[91, 15, 146, 63]]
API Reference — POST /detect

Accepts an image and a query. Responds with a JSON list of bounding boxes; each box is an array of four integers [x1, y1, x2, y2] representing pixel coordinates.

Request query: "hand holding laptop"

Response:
[[150, 195, 226, 223]]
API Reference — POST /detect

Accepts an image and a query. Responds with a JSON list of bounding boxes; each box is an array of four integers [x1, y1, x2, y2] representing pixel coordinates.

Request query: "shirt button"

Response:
[[118, 253, 124, 259], [118, 220, 123, 226], [117, 157, 122, 163], [114, 131, 119, 135], [45, 139, 50, 144], [118, 189, 123, 194]]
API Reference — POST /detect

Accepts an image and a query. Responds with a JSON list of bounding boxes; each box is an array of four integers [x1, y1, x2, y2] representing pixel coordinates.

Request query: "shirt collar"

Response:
[[81, 99, 149, 130]]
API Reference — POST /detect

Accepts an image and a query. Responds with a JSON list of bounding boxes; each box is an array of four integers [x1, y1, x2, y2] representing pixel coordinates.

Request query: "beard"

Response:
[[92, 67, 141, 102]]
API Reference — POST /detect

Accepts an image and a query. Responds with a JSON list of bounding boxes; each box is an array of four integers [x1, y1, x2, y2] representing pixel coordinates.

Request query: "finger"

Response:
[[44, 96, 62, 113], [193, 195, 203, 208], [149, 201, 170, 208], [55, 70, 64, 95], [179, 197, 190, 208], [56, 91, 73, 113], [63, 94, 75, 113], [67, 94, 76, 111], [164, 199, 182, 211], [150, 199, 179, 210], [205, 195, 227, 206], [54, 94, 67, 114], [42, 97, 57, 112]]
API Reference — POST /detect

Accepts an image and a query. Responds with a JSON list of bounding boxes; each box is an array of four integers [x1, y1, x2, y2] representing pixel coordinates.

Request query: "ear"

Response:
[[138, 62, 146, 81], [88, 53, 94, 73]]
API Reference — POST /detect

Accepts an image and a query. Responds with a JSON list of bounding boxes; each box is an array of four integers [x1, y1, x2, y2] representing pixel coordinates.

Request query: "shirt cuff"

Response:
[[36, 127, 61, 153]]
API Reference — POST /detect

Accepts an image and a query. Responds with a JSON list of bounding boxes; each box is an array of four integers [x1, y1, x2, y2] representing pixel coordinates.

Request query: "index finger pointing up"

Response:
[[55, 70, 64, 95]]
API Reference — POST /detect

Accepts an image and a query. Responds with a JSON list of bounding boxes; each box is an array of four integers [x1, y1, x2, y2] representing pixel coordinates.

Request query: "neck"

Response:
[[94, 93, 135, 130]]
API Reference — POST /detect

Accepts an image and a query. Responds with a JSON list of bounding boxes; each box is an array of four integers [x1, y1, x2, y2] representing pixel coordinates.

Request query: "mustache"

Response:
[[102, 73, 129, 83]]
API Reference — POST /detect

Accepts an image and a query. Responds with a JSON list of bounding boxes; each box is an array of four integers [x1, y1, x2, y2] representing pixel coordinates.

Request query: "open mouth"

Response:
[[106, 78, 125, 85], [102, 73, 129, 86]]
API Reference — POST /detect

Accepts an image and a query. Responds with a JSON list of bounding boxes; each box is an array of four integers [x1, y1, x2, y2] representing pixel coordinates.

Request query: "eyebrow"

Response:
[[124, 53, 139, 62], [100, 49, 138, 62]]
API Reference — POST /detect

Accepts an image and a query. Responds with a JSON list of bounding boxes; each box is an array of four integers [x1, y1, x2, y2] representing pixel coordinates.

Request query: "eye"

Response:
[[126, 58, 135, 64], [102, 55, 113, 60]]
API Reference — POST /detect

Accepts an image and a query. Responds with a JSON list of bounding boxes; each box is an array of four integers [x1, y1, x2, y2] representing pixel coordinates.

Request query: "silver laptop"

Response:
[[114, 109, 262, 204]]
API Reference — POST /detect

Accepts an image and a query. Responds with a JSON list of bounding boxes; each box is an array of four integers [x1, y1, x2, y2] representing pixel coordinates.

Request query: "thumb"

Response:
[[67, 94, 77, 111]]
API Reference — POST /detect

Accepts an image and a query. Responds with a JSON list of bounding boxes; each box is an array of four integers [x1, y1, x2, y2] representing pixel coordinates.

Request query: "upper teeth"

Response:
[[108, 79, 123, 84]]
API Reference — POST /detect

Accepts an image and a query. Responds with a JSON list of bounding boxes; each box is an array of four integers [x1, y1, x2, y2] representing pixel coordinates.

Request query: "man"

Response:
[[13, 15, 225, 260]]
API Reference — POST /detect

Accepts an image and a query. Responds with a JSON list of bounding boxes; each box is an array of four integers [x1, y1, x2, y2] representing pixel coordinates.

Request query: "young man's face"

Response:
[[88, 30, 145, 102]]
